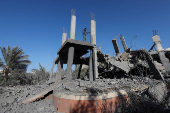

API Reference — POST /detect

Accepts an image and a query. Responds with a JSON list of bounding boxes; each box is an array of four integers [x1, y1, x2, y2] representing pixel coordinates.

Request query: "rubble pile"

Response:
[[59, 78, 152, 93], [1, 34, 170, 112], [0, 77, 169, 113], [0, 84, 56, 113]]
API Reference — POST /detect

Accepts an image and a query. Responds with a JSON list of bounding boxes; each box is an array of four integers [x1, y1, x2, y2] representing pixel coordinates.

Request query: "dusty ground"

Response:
[[0, 84, 57, 113], [0, 77, 165, 113]]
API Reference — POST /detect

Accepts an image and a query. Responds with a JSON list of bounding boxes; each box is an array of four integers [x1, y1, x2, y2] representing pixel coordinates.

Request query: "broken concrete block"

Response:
[[148, 82, 167, 103], [86, 84, 92, 88], [65, 82, 77, 87], [0, 107, 8, 113], [11, 91, 15, 96], [133, 79, 137, 83], [79, 81, 91, 87], [6, 97, 14, 104], [152, 35, 161, 42], [38, 107, 44, 112], [108, 81, 117, 85], [121, 78, 126, 82], [5, 92, 10, 98], [65, 86, 75, 92], [17, 90, 21, 93]]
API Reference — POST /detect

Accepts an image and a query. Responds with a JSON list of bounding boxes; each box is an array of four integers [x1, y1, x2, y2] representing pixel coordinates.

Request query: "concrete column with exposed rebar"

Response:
[[120, 36, 127, 51], [61, 33, 67, 45], [112, 39, 120, 56], [70, 10, 76, 40], [66, 9, 76, 80], [56, 31, 67, 81], [152, 35, 163, 51], [90, 20, 96, 45], [90, 14, 98, 80]]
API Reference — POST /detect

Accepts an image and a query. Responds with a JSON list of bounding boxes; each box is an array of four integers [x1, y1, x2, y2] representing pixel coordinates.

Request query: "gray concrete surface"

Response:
[[152, 35, 163, 51], [93, 47, 98, 79], [56, 55, 64, 81], [61, 33, 67, 45], [90, 20, 96, 45], [120, 36, 127, 51], [66, 47, 74, 80], [89, 50, 93, 82], [70, 15, 76, 40], [112, 39, 120, 55]]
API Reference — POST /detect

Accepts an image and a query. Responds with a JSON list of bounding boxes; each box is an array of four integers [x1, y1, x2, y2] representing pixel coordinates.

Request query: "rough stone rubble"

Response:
[[0, 84, 57, 113], [0, 76, 168, 113]]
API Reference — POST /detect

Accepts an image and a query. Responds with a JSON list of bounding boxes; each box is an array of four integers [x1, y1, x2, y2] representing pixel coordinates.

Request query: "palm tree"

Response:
[[0, 46, 31, 81], [0, 58, 4, 67]]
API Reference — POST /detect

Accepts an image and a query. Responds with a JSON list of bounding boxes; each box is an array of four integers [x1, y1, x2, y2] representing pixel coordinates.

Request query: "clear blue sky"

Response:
[[0, 0, 170, 72]]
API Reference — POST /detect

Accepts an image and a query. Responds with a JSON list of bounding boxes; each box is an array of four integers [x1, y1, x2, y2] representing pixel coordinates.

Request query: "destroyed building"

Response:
[[18, 9, 170, 113]]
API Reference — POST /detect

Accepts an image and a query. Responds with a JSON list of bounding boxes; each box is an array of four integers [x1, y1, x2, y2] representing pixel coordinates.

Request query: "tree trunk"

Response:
[[37, 75, 39, 84], [4, 68, 9, 82]]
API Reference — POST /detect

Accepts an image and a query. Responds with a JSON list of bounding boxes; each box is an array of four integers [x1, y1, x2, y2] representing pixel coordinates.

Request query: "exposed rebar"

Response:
[[71, 8, 76, 16], [90, 12, 95, 20]]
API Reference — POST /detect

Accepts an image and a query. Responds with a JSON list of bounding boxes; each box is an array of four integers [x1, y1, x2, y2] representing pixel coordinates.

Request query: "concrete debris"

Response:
[[148, 82, 168, 103], [79, 81, 91, 87], [0, 84, 56, 113]]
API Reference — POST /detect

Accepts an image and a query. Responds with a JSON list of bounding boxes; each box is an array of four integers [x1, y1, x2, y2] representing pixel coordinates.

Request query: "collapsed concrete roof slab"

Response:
[[55, 55, 89, 65]]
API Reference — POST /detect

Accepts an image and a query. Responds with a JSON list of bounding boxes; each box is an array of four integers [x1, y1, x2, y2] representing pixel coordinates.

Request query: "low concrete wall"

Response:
[[53, 90, 128, 113]]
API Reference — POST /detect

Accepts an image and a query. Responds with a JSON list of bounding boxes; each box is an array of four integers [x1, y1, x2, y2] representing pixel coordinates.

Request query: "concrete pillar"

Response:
[[120, 36, 127, 51], [75, 65, 77, 70], [152, 35, 163, 51], [89, 50, 93, 82], [90, 20, 96, 45], [112, 39, 120, 56], [61, 33, 67, 45], [77, 64, 82, 79], [56, 55, 64, 81], [70, 15, 76, 39], [90, 19, 98, 80], [152, 35, 170, 73], [93, 47, 98, 79], [56, 32, 67, 81], [158, 51, 170, 72], [75, 64, 79, 70], [66, 47, 74, 80]]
